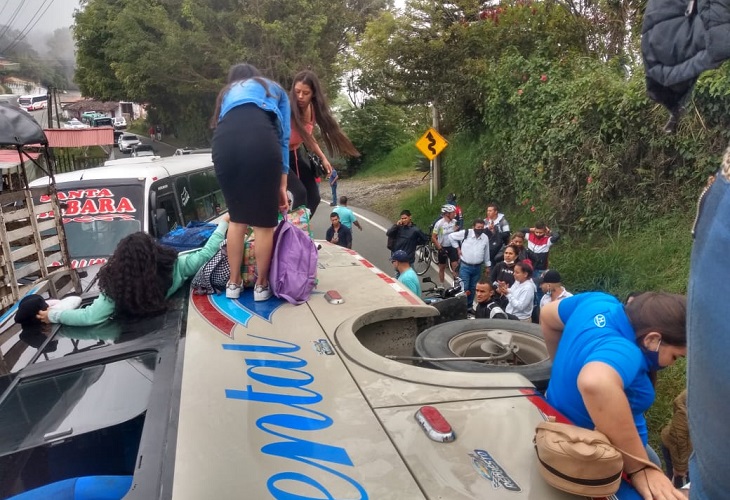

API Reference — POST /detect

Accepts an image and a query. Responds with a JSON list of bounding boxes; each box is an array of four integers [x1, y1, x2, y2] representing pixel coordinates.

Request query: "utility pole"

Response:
[[47, 87, 53, 129], [54, 88, 62, 128], [432, 103, 441, 193]]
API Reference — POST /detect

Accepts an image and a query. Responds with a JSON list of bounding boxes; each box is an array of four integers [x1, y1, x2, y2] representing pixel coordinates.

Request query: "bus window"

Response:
[[188, 169, 226, 221], [175, 177, 197, 225], [155, 195, 179, 238]]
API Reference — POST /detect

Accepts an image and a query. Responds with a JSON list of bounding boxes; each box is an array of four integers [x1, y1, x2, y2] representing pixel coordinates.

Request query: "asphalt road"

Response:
[[308, 200, 446, 288]]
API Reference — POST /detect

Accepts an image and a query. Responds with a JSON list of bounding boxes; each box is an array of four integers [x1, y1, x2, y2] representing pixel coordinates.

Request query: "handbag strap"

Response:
[[537, 421, 662, 473]]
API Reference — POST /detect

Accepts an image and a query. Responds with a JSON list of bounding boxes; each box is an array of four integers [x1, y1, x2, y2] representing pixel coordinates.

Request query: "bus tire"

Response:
[[414, 319, 552, 390]]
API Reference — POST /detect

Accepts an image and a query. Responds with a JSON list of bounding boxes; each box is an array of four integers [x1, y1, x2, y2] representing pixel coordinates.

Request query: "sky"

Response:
[[0, 0, 81, 36]]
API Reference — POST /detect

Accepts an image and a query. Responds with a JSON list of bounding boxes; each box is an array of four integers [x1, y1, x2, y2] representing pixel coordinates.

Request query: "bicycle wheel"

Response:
[[430, 243, 440, 264], [413, 245, 431, 276]]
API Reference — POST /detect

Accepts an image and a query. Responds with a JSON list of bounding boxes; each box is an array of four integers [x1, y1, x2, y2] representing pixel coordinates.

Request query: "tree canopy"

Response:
[[73, 0, 388, 142]]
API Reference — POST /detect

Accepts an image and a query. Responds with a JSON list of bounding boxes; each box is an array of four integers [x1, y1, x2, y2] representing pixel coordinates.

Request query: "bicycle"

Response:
[[413, 244, 432, 276]]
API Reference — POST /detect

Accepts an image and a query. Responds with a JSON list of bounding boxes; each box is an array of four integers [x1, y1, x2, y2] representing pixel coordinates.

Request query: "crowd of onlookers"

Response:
[[385, 194, 565, 322]]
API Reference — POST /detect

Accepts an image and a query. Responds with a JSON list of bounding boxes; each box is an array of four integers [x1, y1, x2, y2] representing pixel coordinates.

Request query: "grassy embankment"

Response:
[[355, 142, 693, 455]]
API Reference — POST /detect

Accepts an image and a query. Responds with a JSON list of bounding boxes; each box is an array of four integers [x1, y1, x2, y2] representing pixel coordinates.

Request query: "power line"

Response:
[[0, 1, 26, 43], [0, 0, 11, 24], [2, 0, 56, 55]]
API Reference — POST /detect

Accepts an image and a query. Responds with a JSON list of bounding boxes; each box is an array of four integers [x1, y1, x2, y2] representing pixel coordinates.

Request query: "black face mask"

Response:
[[474, 229, 484, 237]]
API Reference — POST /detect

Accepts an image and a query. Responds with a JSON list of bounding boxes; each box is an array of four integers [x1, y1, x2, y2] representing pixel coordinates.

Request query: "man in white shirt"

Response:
[[449, 218, 491, 310], [432, 204, 459, 285], [539, 270, 572, 309]]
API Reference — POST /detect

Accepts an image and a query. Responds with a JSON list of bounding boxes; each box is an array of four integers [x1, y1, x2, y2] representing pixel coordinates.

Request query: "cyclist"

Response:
[[432, 204, 459, 286]]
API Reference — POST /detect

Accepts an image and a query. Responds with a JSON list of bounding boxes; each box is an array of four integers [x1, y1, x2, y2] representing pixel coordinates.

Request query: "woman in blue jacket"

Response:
[[540, 292, 687, 500], [211, 63, 290, 301]]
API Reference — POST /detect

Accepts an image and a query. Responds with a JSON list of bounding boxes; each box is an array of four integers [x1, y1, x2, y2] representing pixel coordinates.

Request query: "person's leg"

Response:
[[226, 221, 248, 298], [287, 169, 307, 210], [438, 264, 446, 283], [253, 226, 275, 287], [687, 168, 730, 500]]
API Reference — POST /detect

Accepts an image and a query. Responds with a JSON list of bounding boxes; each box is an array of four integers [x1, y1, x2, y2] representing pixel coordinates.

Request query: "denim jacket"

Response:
[[219, 79, 291, 174]]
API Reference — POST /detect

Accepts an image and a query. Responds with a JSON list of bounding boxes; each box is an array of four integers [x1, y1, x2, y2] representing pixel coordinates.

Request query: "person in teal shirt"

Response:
[[391, 250, 421, 297], [333, 196, 362, 231], [38, 216, 230, 327]]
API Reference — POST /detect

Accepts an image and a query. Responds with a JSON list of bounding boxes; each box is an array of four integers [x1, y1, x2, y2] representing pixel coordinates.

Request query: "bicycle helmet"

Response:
[[441, 204, 456, 214]]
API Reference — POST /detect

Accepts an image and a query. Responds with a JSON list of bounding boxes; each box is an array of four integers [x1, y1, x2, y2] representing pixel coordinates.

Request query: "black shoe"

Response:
[[329, 202, 336, 206]]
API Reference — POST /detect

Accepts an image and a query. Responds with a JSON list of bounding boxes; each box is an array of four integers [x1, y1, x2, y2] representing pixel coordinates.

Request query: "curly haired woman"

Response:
[[37, 216, 229, 326], [288, 70, 358, 216]]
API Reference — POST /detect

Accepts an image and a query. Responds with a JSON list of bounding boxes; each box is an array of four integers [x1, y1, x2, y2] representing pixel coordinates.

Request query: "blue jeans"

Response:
[[331, 183, 337, 204], [459, 262, 482, 309], [687, 169, 730, 500]]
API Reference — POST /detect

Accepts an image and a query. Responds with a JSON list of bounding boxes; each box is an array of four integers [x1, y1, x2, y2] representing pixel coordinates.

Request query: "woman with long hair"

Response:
[[288, 70, 358, 215], [38, 216, 230, 326], [210, 63, 291, 301], [541, 292, 687, 500]]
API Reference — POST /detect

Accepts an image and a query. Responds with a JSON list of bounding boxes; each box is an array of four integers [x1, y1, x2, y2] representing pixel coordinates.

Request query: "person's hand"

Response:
[[36, 309, 50, 324], [279, 185, 288, 212], [323, 158, 332, 175], [630, 467, 686, 500]]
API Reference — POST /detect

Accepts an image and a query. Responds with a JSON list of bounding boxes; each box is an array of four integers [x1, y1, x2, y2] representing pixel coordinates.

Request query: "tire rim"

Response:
[[446, 328, 549, 365]]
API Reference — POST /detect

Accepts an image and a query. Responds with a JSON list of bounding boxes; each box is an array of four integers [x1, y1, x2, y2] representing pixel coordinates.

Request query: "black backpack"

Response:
[[387, 234, 396, 251]]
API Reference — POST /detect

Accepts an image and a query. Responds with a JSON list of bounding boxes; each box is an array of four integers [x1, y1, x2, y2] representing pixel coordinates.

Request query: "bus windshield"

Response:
[[36, 182, 145, 267]]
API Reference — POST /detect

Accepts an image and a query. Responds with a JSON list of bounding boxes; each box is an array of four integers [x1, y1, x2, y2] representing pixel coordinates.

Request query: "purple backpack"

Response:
[[269, 216, 318, 305]]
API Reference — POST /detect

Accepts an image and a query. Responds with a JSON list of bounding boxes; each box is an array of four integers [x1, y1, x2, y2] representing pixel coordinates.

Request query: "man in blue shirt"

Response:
[[329, 168, 339, 206], [391, 250, 421, 297], [333, 196, 362, 232]]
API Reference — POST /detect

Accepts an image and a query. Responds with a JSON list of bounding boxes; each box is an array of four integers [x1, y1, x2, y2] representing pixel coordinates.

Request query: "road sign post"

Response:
[[415, 127, 448, 203]]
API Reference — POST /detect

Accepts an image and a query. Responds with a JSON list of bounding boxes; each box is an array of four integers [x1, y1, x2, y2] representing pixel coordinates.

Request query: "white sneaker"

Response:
[[225, 282, 242, 299], [254, 284, 272, 302]]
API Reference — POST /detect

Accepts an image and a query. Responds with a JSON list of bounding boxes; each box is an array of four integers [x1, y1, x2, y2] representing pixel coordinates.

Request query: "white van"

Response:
[[29, 155, 227, 269]]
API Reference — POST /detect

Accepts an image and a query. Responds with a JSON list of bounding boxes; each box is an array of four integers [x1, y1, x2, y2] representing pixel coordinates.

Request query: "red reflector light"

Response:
[[415, 405, 455, 442]]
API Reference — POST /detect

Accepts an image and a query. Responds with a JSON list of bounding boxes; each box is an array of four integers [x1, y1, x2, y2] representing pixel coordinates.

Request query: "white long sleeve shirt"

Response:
[[449, 229, 491, 267], [505, 279, 536, 320]]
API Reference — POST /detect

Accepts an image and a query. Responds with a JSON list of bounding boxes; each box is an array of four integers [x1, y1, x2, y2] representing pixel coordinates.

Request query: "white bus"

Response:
[[17, 94, 48, 111], [29, 154, 227, 269]]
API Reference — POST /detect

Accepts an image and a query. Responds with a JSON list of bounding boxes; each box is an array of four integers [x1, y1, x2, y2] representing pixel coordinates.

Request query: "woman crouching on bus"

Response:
[[540, 292, 687, 500], [38, 215, 230, 326], [210, 63, 290, 301]]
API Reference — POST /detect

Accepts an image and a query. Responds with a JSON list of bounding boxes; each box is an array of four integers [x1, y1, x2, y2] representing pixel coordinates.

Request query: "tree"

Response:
[[73, 0, 388, 143]]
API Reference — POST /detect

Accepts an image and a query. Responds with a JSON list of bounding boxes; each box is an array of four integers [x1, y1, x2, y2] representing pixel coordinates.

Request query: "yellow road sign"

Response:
[[415, 127, 448, 160]]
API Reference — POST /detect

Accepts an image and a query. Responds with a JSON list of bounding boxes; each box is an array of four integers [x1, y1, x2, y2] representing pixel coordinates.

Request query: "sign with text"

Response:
[[416, 127, 448, 160]]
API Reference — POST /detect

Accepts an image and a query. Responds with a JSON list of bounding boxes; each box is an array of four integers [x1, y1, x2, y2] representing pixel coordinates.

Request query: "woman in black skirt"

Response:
[[211, 64, 291, 302]]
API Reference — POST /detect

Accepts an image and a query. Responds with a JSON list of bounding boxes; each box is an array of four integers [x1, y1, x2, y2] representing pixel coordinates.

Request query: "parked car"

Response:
[[131, 144, 155, 157], [63, 118, 89, 129], [113, 116, 127, 129], [113, 130, 124, 146], [174, 147, 212, 156], [118, 133, 140, 153]]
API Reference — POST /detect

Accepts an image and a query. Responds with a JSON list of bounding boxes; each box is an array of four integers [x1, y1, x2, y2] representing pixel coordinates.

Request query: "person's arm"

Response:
[[449, 229, 465, 247], [174, 219, 229, 282], [539, 300, 564, 359], [326, 227, 334, 242], [330, 171, 338, 185], [276, 87, 291, 174], [343, 227, 353, 249], [386, 224, 399, 237], [431, 224, 440, 248], [48, 293, 116, 326], [353, 220, 362, 231], [578, 363, 685, 500]]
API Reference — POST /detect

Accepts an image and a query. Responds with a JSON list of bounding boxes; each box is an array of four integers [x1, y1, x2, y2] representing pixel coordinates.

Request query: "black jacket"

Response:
[[386, 223, 429, 260], [642, 0, 730, 112]]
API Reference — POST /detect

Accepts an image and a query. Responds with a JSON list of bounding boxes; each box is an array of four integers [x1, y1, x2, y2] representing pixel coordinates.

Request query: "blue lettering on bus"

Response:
[[223, 335, 368, 499]]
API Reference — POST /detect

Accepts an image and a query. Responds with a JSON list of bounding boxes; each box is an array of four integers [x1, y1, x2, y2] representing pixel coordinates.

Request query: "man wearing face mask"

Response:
[[540, 292, 687, 500], [449, 218, 491, 311]]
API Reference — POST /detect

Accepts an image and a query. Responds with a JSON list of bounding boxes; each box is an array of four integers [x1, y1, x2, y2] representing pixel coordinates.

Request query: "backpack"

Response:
[[269, 216, 318, 305], [191, 241, 231, 295]]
